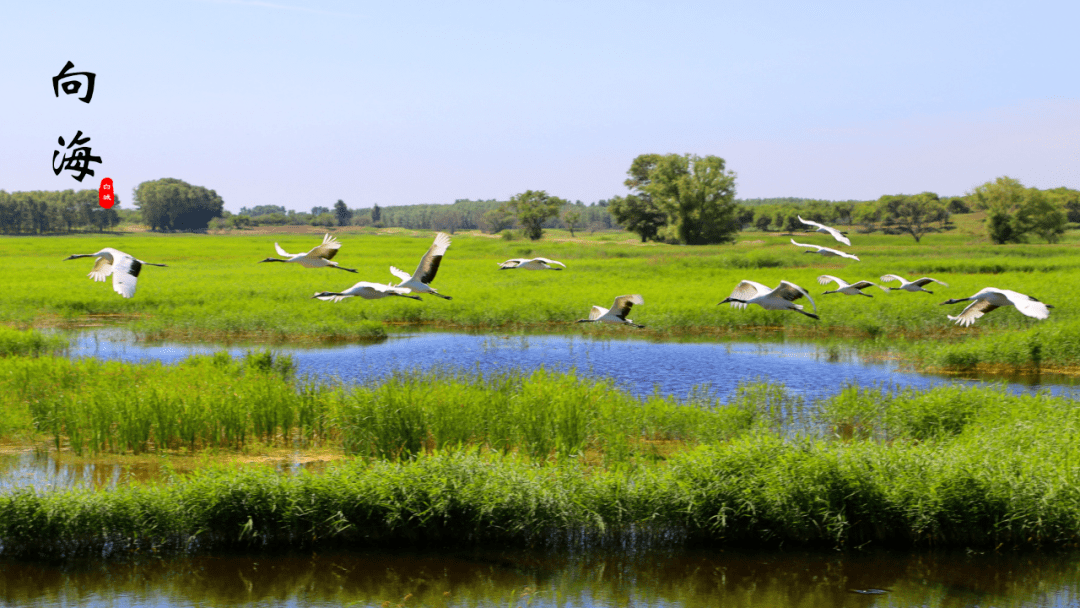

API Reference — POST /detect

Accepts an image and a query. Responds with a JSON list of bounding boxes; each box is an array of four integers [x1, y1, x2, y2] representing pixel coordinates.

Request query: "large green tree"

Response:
[[969, 176, 1027, 244], [607, 194, 667, 242], [334, 199, 353, 227], [1016, 189, 1067, 243], [878, 192, 949, 243], [608, 153, 668, 242], [501, 190, 566, 240], [562, 208, 583, 237], [640, 154, 738, 245], [134, 178, 224, 231], [1045, 187, 1080, 223]]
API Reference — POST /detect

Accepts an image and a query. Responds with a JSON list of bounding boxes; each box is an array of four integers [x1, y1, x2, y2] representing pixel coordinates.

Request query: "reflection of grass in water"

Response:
[[1, 547, 1076, 608], [2, 232, 1076, 368]]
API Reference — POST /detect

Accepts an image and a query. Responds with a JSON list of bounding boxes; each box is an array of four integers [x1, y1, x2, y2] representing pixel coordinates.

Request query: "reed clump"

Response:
[[2, 351, 332, 455], [0, 353, 779, 461], [0, 327, 67, 357]]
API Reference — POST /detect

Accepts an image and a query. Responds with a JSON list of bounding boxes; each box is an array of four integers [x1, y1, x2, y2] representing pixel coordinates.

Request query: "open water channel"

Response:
[[3, 330, 1080, 606]]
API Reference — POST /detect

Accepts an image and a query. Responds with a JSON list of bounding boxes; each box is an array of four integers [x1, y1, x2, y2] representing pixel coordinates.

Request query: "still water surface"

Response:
[[2, 547, 1078, 607], [70, 330, 1080, 402]]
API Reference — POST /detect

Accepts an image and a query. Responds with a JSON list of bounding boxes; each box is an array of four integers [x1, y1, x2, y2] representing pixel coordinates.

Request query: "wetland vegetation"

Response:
[[2, 343, 1080, 556], [1, 225, 1078, 558], [1, 226, 1078, 371]]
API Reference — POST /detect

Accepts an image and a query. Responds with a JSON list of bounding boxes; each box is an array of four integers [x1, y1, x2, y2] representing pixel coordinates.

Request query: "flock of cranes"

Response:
[[714, 216, 1052, 326], [63, 214, 1054, 328]]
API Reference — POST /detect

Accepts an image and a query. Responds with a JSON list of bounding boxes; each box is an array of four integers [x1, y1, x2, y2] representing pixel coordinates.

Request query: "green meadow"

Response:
[[0, 226, 1076, 370]]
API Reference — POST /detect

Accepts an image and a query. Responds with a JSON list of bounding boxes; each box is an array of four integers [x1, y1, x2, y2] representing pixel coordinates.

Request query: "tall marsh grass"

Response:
[[0, 327, 67, 357], [3, 350, 1080, 555], [3, 351, 331, 454], [0, 354, 776, 459]]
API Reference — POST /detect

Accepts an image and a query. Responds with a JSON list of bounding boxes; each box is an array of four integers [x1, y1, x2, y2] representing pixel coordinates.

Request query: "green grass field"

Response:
[[1, 225, 1076, 370]]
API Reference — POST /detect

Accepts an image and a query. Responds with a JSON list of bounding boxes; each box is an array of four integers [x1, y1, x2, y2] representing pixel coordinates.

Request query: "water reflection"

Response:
[[68, 329, 1080, 402], [0, 450, 328, 493], [1, 547, 1077, 607]]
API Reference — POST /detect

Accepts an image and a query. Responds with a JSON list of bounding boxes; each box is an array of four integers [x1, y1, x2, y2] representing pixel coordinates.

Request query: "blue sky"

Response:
[[2, 1, 1078, 213]]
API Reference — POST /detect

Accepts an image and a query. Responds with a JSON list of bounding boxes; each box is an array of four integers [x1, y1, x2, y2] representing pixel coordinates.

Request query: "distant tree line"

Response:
[[0, 189, 121, 234], [224, 197, 619, 236], [736, 179, 1078, 244]]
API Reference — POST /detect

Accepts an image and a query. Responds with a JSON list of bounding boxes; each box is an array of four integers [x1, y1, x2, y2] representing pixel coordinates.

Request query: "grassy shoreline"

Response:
[[2, 230, 1076, 370]]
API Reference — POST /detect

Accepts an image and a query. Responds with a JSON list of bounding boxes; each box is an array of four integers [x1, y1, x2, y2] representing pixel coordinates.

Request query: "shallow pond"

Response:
[[0, 449, 328, 493], [70, 329, 1080, 402], [2, 547, 1078, 607]]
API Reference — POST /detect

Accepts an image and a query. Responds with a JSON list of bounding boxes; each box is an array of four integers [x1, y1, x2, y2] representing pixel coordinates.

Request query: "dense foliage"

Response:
[[0, 189, 119, 234], [134, 178, 225, 231], [969, 176, 1069, 244], [500, 190, 567, 240]]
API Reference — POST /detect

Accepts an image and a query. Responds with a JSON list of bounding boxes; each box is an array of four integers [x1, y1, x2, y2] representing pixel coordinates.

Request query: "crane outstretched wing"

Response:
[[1005, 291, 1051, 320], [110, 255, 141, 299], [534, 257, 566, 267], [308, 234, 342, 260], [723, 280, 768, 309], [611, 294, 643, 319], [413, 232, 451, 283], [88, 257, 113, 282], [948, 300, 997, 326], [772, 281, 817, 313]]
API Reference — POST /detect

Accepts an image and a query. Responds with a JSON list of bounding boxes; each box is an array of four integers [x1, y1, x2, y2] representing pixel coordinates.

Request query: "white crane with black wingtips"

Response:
[[312, 281, 421, 302], [499, 257, 566, 270], [576, 294, 645, 328], [941, 288, 1053, 326], [389, 232, 452, 299], [719, 280, 819, 319], [817, 275, 886, 297], [790, 239, 860, 261], [798, 215, 851, 246], [880, 274, 948, 294], [259, 233, 357, 272], [63, 247, 166, 299]]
